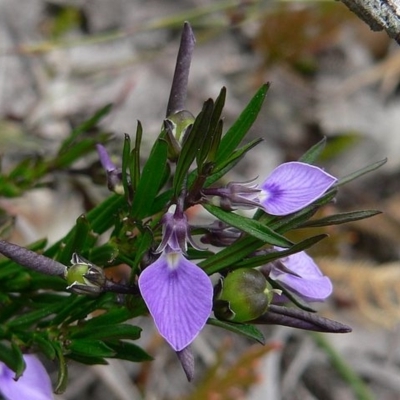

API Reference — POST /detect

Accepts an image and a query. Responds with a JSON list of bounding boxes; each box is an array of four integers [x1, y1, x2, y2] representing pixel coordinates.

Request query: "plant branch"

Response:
[[0, 239, 66, 276], [338, 0, 400, 43]]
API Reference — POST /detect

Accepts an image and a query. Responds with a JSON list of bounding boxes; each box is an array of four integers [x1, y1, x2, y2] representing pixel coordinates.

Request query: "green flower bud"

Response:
[[65, 253, 105, 296], [164, 110, 195, 162], [214, 268, 274, 323], [166, 110, 195, 142]]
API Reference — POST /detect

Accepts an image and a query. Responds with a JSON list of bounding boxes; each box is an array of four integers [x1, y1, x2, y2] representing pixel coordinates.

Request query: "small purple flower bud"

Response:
[[200, 221, 242, 247], [96, 144, 124, 195], [156, 206, 199, 254], [0, 355, 53, 400]]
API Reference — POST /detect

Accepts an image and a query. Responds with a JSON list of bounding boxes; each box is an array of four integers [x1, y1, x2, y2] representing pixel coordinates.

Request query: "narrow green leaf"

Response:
[[197, 87, 226, 168], [298, 137, 327, 164], [174, 99, 214, 197], [131, 137, 168, 219], [132, 228, 154, 272], [7, 301, 68, 328], [105, 341, 153, 362], [337, 158, 387, 187], [71, 324, 141, 341], [61, 295, 113, 326], [68, 339, 116, 358], [209, 138, 263, 184], [68, 354, 108, 365], [59, 104, 112, 153], [207, 318, 265, 344], [11, 342, 25, 379], [270, 190, 338, 234], [84, 308, 136, 328], [200, 236, 262, 275], [0, 342, 22, 374], [54, 139, 98, 169], [122, 133, 132, 202], [203, 204, 292, 247], [268, 280, 316, 312], [235, 234, 328, 270], [132, 122, 143, 192], [216, 84, 269, 163], [32, 334, 56, 360], [44, 195, 126, 258], [300, 210, 382, 228], [57, 214, 92, 265], [54, 342, 68, 394]]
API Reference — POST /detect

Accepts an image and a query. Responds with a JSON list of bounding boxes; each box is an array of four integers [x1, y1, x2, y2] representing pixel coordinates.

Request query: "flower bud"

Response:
[[213, 268, 273, 322], [65, 253, 106, 296]]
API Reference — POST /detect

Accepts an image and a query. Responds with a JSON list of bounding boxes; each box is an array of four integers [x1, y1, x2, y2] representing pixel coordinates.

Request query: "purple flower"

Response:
[[138, 209, 213, 351], [203, 162, 337, 216], [269, 249, 332, 302], [258, 162, 337, 216], [0, 355, 53, 400]]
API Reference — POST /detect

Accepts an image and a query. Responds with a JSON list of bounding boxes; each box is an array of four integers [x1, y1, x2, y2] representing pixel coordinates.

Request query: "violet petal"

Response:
[[270, 251, 332, 302], [138, 252, 213, 351], [0, 355, 53, 400], [96, 144, 117, 172], [259, 162, 337, 216]]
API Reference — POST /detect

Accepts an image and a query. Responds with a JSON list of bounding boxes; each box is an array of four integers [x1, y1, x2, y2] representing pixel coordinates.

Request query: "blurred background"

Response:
[[1, 0, 400, 399]]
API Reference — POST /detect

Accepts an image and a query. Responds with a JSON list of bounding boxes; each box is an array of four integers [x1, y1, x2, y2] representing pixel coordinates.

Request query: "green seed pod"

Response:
[[214, 268, 273, 323], [65, 253, 105, 296]]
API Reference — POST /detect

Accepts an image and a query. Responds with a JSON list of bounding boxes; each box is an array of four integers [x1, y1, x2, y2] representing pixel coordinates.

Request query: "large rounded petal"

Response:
[[259, 162, 337, 216], [0, 355, 53, 400], [270, 251, 332, 302], [138, 252, 213, 351]]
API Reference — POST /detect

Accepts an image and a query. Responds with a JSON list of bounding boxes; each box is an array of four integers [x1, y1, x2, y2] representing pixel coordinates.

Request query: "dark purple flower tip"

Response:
[[96, 144, 117, 172], [0, 355, 53, 400], [200, 221, 241, 247], [258, 162, 337, 216], [204, 180, 261, 211], [138, 252, 213, 351], [176, 346, 195, 381], [156, 208, 199, 254], [270, 249, 332, 302]]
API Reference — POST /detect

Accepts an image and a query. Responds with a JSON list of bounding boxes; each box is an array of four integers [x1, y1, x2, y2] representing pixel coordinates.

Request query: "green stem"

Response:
[[311, 332, 374, 400]]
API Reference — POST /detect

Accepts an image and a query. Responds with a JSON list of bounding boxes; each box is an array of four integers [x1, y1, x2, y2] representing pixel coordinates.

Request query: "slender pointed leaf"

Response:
[[131, 137, 168, 219], [207, 318, 265, 345], [68, 339, 116, 358], [216, 84, 269, 163], [54, 342, 68, 394], [59, 104, 112, 153], [71, 324, 141, 341], [300, 210, 382, 228], [173, 99, 214, 196], [105, 341, 153, 362], [203, 204, 292, 247], [337, 158, 387, 187], [200, 236, 262, 275], [298, 137, 327, 164], [235, 234, 328, 270]]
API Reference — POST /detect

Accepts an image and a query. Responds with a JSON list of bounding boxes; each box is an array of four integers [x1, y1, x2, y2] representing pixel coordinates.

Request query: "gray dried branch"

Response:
[[338, 0, 400, 43]]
